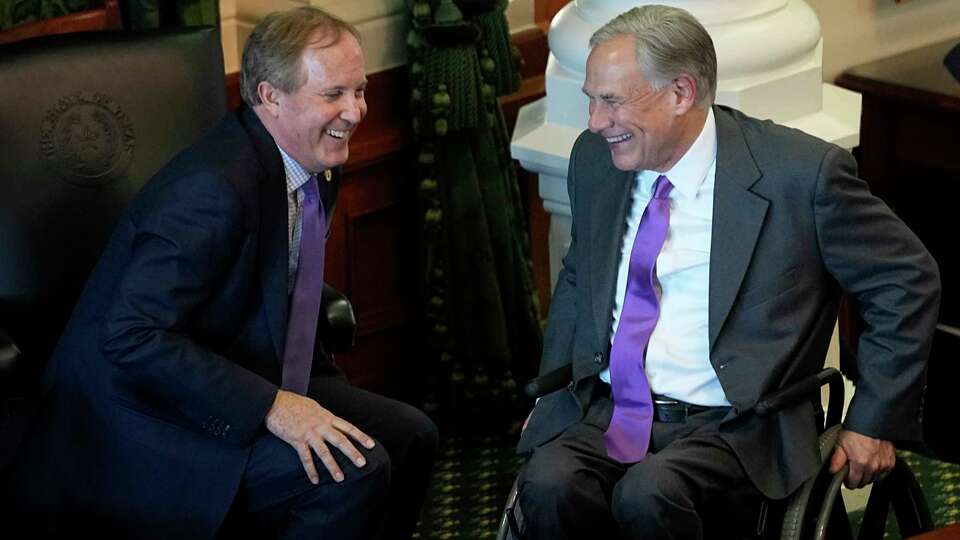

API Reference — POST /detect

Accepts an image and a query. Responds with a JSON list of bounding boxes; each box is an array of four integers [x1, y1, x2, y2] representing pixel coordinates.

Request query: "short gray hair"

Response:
[[590, 5, 717, 106], [240, 6, 361, 107]]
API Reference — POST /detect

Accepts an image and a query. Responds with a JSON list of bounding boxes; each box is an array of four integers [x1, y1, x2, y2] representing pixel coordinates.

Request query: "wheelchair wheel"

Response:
[[496, 477, 521, 540], [780, 425, 854, 540]]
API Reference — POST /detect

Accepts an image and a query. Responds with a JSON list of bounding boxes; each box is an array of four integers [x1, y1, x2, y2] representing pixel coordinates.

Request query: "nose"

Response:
[[341, 93, 366, 124], [587, 101, 611, 133]]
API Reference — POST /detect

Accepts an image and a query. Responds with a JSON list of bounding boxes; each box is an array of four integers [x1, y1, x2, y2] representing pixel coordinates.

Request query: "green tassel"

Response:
[[474, 5, 520, 95], [421, 43, 482, 131]]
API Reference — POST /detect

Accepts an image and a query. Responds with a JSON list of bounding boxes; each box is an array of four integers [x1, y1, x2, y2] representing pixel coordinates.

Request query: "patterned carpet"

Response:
[[414, 433, 525, 539], [414, 438, 960, 539], [848, 450, 960, 539]]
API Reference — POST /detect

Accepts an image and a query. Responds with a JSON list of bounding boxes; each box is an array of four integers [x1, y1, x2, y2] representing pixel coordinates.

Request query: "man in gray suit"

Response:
[[515, 5, 940, 539]]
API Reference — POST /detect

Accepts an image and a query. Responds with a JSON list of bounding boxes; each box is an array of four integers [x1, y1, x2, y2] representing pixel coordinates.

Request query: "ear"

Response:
[[671, 74, 698, 115], [257, 81, 283, 118]]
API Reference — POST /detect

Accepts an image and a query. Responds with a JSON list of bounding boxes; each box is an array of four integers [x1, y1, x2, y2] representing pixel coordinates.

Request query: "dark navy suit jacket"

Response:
[[12, 107, 340, 537]]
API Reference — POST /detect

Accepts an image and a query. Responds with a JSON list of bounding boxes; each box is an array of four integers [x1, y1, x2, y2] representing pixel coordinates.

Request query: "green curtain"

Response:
[[406, 0, 543, 432], [121, 0, 217, 29], [1, 0, 96, 30]]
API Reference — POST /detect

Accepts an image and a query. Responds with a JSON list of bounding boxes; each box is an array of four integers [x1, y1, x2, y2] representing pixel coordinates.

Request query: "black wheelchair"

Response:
[[496, 357, 937, 540]]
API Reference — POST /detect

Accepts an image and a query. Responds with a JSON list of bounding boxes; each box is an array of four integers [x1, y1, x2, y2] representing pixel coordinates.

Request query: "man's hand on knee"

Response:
[[828, 428, 895, 489], [265, 390, 377, 485]]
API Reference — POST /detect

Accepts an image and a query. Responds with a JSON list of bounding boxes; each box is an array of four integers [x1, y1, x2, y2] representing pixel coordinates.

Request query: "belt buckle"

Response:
[[654, 399, 687, 423]]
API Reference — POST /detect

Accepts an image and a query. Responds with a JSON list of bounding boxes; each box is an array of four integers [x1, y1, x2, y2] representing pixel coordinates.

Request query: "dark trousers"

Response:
[[517, 386, 761, 540], [223, 375, 439, 540]]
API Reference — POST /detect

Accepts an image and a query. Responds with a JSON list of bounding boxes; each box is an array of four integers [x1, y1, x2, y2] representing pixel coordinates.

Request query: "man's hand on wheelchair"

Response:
[[829, 428, 896, 489]]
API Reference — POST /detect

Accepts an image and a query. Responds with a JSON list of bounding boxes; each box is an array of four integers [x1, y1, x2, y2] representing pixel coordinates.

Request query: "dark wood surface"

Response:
[[836, 39, 960, 113], [911, 523, 960, 540], [0, 0, 121, 45]]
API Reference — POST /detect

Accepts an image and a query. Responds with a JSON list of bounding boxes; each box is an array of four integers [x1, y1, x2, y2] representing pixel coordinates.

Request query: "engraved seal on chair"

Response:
[[39, 92, 135, 187]]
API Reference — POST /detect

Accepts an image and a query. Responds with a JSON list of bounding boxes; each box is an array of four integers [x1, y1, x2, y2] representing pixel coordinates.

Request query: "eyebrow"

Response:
[[582, 88, 619, 101], [325, 80, 368, 92]]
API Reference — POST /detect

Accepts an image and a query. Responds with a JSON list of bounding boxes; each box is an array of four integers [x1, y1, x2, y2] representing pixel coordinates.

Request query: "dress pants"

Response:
[[517, 383, 761, 540], [223, 375, 439, 540]]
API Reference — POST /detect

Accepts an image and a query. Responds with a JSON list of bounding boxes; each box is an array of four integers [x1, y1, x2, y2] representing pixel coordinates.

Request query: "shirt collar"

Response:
[[277, 145, 313, 195], [638, 107, 717, 199]]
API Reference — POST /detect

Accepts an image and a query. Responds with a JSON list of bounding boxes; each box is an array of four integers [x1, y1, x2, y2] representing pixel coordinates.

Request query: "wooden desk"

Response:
[[910, 523, 960, 540], [836, 39, 960, 327]]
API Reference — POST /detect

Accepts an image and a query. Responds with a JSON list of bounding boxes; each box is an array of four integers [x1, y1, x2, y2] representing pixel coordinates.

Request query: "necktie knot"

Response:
[[653, 175, 673, 200]]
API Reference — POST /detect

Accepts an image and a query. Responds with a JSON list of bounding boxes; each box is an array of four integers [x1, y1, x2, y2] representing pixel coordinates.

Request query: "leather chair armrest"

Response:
[[524, 364, 573, 398], [320, 284, 356, 354]]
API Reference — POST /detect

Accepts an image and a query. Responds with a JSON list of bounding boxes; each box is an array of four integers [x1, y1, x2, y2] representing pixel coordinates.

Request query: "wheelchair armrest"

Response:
[[320, 284, 356, 354], [524, 364, 573, 399], [0, 328, 22, 381], [754, 368, 844, 427], [936, 322, 960, 339]]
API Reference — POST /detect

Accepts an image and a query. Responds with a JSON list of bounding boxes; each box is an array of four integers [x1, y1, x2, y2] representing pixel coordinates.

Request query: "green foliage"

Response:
[[122, 0, 218, 29], [0, 0, 217, 31], [0, 0, 96, 31]]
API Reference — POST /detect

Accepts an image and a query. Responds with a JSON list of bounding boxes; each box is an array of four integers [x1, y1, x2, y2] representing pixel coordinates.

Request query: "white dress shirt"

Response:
[[600, 108, 728, 407]]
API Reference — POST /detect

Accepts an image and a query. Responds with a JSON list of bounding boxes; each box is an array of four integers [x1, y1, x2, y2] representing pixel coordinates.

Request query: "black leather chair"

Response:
[[496, 365, 871, 540], [0, 26, 227, 475], [0, 26, 359, 486]]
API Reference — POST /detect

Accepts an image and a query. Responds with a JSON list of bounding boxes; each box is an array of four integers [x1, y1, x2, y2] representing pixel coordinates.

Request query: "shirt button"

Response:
[[594, 352, 604, 365]]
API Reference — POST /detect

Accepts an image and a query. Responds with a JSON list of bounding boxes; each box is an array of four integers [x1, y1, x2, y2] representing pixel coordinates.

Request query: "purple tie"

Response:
[[604, 175, 673, 463], [282, 175, 326, 395]]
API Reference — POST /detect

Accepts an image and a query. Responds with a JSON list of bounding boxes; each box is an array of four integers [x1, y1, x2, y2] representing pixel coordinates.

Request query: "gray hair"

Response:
[[590, 5, 717, 106], [240, 6, 361, 107]]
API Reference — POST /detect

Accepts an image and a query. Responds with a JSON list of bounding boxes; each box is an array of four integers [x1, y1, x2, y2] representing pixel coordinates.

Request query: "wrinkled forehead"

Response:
[[584, 42, 649, 96]]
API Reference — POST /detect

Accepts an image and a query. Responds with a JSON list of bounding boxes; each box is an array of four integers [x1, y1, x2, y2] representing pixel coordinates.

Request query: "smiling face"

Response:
[[257, 32, 367, 172], [583, 34, 702, 173]]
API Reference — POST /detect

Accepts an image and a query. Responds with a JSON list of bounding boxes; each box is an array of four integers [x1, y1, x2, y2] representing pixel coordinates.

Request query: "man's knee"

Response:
[[611, 458, 691, 529], [517, 445, 586, 506], [351, 439, 392, 487], [398, 403, 439, 458]]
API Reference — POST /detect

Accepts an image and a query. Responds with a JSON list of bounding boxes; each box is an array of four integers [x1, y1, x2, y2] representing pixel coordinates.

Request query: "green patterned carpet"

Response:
[[414, 433, 525, 539], [848, 450, 960, 539], [415, 439, 960, 539]]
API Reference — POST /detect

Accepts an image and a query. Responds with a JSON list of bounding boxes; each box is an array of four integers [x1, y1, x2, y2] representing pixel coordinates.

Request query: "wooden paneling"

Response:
[[535, 0, 571, 31], [0, 0, 121, 45]]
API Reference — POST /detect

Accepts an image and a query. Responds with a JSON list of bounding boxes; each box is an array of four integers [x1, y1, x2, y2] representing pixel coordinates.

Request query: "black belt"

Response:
[[653, 396, 718, 423]]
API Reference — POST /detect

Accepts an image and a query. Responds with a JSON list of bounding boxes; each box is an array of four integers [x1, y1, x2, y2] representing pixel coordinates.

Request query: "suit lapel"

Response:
[[708, 107, 767, 350], [240, 108, 289, 361], [590, 164, 635, 355]]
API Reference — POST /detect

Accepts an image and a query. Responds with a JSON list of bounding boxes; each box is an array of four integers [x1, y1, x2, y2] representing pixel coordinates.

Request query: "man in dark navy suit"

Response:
[[6, 7, 437, 539]]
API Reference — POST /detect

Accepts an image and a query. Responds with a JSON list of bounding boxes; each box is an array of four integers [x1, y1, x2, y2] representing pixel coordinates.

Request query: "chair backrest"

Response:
[[0, 27, 227, 392], [0, 0, 122, 45]]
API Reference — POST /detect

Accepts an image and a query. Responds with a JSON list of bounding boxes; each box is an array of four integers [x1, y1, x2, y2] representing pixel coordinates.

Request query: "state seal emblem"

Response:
[[39, 92, 135, 187]]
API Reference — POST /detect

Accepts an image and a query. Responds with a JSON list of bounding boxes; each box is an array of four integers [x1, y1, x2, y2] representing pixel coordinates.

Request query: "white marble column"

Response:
[[511, 0, 862, 288]]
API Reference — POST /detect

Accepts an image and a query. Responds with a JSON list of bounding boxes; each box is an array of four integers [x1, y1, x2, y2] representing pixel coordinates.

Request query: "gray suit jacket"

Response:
[[517, 105, 940, 499]]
